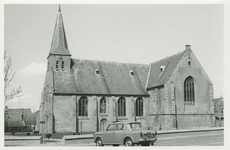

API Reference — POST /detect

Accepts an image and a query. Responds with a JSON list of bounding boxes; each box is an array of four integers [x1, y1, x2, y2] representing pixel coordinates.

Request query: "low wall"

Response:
[[5, 136, 42, 146], [63, 134, 94, 145]]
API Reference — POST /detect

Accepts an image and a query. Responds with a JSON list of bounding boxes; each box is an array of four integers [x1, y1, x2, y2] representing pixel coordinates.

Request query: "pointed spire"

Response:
[[58, 4, 61, 12], [48, 5, 71, 58]]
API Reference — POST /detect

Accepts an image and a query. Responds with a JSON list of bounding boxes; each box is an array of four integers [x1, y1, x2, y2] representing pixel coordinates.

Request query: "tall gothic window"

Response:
[[56, 61, 59, 70], [100, 97, 106, 114], [118, 97, 126, 116], [136, 97, 143, 116], [184, 76, 195, 104], [79, 96, 88, 116]]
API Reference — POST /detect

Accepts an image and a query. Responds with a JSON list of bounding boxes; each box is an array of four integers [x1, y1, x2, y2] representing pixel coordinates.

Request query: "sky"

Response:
[[3, 3, 225, 113]]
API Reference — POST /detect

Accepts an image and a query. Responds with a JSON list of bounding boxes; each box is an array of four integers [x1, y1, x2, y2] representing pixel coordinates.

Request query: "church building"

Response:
[[39, 6, 215, 134]]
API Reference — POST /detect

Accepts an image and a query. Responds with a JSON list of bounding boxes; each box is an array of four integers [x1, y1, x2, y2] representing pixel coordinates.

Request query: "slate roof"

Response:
[[48, 6, 71, 58], [54, 59, 149, 96], [146, 50, 186, 89]]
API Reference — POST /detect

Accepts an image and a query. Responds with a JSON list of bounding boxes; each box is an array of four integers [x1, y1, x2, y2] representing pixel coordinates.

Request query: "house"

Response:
[[4, 106, 37, 132], [39, 6, 215, 134], [213, 96, 224, 127]]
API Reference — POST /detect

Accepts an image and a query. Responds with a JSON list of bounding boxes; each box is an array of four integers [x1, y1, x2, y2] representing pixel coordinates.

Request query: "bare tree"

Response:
[[4, 50, 23, 104]]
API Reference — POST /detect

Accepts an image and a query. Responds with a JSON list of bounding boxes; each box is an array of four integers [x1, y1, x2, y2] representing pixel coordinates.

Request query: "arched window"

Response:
[[62, 61, 65, 70], [184, 76, 195, 104], [79, 96, 88, 116], [56, 61, 59, 70], [118, 97, 126, 116], [136, 97, 143, 116], [100, 97, 106, 114]]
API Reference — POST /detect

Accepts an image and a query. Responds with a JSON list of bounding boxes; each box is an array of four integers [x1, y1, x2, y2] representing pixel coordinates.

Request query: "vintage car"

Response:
[[93, 121, 157, 146]]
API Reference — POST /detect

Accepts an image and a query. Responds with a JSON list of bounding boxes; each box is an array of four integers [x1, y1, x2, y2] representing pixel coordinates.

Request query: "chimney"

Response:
[[186, 45, 191, 50]]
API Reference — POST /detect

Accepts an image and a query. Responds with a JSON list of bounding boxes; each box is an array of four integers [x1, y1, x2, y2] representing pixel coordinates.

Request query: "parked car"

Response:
[[93, 121, 157, 146]]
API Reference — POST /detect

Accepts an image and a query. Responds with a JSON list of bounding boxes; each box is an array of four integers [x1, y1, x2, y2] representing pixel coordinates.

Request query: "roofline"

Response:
[[71, 58, 150, 67], [53, 92, 150, 97], [146, 84, 164, 90], [47, 53, 72, 59]]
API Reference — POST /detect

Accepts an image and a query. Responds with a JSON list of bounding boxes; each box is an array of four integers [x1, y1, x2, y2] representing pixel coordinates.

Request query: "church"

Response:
[[39, 6, 215, 134]]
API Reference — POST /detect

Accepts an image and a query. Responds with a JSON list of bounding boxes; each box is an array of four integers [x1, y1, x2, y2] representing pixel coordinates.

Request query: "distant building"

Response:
[[4, 106, 37, 132], [39, 6, 215, 134], [213, 96, 224, 127]]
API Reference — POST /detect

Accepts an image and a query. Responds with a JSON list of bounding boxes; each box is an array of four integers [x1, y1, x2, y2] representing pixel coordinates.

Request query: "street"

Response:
[[67, 130, 223, 146], [155, 130, 223, 146]]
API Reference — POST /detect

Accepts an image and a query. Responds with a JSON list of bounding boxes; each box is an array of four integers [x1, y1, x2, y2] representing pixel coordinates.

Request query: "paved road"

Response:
[[155, 130, 224, 146], [67, 130, 224, 146]]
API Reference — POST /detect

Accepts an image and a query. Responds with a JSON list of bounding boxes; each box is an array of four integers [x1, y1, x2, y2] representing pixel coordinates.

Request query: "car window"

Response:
[[116, 124, 124, 130], [128, 123, 142, 130], [107, 124, 116, 131]]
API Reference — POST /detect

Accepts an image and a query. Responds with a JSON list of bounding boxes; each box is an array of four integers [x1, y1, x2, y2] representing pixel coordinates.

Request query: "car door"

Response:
[[114, 123, 126, 144], [103, 124, 115, 144]]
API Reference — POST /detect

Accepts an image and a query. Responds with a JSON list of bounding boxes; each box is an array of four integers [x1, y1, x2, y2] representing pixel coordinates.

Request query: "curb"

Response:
[[157, 127, 224, 135]]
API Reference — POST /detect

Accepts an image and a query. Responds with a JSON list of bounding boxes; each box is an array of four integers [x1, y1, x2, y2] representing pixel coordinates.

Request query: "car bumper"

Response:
[[138, 137, 157, 143]]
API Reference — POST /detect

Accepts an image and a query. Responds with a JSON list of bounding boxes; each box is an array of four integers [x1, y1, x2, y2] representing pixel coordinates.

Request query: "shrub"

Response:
[[33, 131, 39, 134], [27, 132, 30, 136], [46, 133, 52, 139], [11, 131, 15, 135]]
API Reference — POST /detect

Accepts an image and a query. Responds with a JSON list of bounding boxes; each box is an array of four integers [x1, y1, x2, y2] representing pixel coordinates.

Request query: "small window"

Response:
[[56, 61, 59, 70], [188, 61, 191, 66], [95, 69, 99, 74], [62, 61, 65, 70], [160, 66, 165, 72], [130, 70, 134, 75]]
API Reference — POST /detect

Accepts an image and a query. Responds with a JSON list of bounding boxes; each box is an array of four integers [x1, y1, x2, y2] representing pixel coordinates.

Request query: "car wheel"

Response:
[[96, 138, 104, 146], [124, 138, 134, 146]]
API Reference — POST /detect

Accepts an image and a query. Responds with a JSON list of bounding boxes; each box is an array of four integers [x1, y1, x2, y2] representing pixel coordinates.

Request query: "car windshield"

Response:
[[127, 123, 142, 130]]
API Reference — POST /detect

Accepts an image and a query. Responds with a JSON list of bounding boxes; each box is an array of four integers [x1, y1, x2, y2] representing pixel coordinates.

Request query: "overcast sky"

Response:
[[3, 3, 224, 112]]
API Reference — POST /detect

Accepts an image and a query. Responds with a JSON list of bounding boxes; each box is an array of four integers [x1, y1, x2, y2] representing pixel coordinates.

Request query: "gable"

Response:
[[146, 50, 185, 89]]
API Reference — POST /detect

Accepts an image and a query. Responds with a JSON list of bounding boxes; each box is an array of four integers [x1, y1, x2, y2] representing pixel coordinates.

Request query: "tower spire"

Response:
[[48, 5, 71, 58], [59, 4, 61, 12]]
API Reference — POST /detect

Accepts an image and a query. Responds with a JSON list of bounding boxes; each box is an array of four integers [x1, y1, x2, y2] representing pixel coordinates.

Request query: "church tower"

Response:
[[40, 5, 72, 134], [47, 5, 71, 72]]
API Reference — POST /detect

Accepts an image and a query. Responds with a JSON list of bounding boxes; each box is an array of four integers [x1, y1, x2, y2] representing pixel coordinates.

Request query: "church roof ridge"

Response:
[[71, 58, 150, 67]]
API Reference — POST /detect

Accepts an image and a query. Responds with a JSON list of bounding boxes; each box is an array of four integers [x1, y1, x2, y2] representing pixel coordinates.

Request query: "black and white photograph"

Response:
[[3, 0, 228, 148]]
